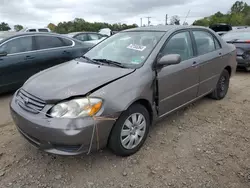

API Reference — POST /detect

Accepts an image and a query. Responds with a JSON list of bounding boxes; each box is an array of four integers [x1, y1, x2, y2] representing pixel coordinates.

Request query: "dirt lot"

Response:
[[0, 72, 250, 188]]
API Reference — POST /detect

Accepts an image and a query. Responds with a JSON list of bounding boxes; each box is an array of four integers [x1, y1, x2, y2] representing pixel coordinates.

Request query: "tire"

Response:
[[209, 69, 230, 100], [108, 104, 150, 156]]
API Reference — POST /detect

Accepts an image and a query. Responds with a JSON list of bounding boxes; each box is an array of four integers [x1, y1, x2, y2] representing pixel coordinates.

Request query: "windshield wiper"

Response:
[[93, 58, 126, 68], [81, 56, 100, 64]]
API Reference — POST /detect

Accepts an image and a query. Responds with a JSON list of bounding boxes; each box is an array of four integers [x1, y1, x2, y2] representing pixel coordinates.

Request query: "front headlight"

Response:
[[49, 98, 102, 118]]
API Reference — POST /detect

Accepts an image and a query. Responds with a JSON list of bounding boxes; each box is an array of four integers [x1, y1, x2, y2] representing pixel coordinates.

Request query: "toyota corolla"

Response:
[[10, 25, 237, 156]]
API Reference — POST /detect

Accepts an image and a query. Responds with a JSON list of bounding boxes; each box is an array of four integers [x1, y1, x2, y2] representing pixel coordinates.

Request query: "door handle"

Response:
[[62, 51, 70, 54], [25, 56, 35, 60], [192, 61, 197, 67]]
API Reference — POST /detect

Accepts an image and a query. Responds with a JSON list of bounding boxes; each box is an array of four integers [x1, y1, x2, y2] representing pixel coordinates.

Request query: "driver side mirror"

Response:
[[157, 54, 181, 68], [0, 51, 7, 57]]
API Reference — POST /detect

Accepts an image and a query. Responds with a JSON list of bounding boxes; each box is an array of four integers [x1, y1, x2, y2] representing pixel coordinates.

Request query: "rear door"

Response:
[[157, 30, 199, 116], [0, 36, 35, 91], [33, 35, 74, 72], [191, 30, 225, 96]]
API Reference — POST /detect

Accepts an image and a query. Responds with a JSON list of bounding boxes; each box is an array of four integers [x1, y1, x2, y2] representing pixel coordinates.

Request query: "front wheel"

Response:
[[209, 69, 230, 100], [108, 104, 150, 156]]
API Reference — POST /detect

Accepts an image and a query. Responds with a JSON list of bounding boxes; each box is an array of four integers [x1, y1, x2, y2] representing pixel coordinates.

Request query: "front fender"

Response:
[[89, 67, 155, 118]]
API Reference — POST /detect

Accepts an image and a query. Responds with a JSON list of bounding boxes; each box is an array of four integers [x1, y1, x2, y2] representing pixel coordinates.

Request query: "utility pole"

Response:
[[165, 14, 168, 25], [140, 18, 142, 27], [145, 17, 151, 26]]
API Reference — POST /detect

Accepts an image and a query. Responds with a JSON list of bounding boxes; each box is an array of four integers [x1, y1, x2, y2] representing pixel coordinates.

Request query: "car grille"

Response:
[[16, 89, 46, 114]]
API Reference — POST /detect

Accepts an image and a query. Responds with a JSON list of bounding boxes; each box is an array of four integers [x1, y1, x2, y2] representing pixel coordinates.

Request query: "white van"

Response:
[[19, 28, 51, 32]]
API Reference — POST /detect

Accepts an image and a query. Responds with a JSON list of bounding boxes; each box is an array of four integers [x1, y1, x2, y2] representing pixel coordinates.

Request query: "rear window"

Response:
[[222, 31, 250, 42], [60, 37, 73, 46]]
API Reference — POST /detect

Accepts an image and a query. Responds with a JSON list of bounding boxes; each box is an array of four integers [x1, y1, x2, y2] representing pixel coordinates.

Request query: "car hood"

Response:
[[22, 59, 135, 101]]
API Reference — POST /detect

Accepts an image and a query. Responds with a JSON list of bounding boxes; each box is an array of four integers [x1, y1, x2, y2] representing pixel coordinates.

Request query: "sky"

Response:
[[0, 0, 242, 29]]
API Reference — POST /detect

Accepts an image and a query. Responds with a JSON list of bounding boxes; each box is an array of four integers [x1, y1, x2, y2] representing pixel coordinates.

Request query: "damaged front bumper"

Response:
[[10, 92, 116, 156]]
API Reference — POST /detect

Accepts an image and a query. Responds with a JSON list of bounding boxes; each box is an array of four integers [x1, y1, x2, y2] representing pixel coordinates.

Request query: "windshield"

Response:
[[222, 31, 250, 41], [84, 31, 165, 67]]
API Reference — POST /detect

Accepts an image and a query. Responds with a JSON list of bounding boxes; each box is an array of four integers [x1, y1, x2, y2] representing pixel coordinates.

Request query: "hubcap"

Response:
[[220, 76, 226, 91], [120, 113, 146, 150]]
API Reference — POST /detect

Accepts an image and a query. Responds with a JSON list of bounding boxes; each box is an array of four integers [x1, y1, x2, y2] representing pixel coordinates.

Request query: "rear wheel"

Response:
[[108, 104, 150, 156], [209, 69, 230, 100]]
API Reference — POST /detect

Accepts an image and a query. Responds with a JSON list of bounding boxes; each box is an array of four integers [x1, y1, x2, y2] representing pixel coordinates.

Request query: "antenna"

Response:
[[183, 10, 191, 25]]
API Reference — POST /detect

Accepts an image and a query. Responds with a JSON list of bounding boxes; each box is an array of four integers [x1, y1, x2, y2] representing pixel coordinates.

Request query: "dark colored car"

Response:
[[65, 32, 107, 43], [209, 23, 232, 36], [222, 28, 250, 71], [0, 32, 94, 93], [10, 25, 236, 156]]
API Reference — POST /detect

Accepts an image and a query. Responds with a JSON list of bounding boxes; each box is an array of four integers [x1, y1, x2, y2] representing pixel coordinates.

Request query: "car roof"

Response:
[[123, 25, 208, 32], [0, 32, 72, 43]]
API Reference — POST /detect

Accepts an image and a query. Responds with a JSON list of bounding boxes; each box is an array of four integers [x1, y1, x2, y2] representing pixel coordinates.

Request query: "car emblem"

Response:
[[23, 97, 29, 104]]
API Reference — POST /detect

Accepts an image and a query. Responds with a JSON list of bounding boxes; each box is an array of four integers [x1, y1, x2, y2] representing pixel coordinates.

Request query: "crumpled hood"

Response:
[[22, 59, 135, 101]]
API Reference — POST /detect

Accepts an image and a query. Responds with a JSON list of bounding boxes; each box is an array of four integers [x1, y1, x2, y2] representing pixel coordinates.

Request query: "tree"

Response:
[[193, 1, 250, 26], [193, 18, 210, 26], [53, 18, 138, 34], [170, 15, 180, 25], [47, 23, 56, 32], [0, 22, 11, 31], [231, 1, 245, 13], [14, 24, 23, 31]]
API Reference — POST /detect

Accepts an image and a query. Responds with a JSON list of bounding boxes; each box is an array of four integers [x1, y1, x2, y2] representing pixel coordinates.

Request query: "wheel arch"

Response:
[[224, 65, 232, 77]]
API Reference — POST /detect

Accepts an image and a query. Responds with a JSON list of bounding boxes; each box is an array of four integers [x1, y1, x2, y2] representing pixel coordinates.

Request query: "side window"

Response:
[[38, 29, 49, 32], [28, 29, 36, 32], [98, 34, 104, 39], [0, 37, 33, 54], [88, 34, 99, 40], [193, 31, 216, 55], [214, 37, 221, 49], [60, 37, 73, 46], [75, 34, 88, 41], [161, 31, 194, 61], [35, 36, 64, 50]]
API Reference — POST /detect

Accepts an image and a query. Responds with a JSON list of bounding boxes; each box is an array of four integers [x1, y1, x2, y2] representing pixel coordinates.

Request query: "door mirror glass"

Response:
[[157, 54, 181, 67], [0, 51, 7, 57]]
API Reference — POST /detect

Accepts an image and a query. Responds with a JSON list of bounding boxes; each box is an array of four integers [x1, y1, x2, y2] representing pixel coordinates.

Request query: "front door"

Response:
[[157, 31, 199, 117], [0, 36, 35, 91]]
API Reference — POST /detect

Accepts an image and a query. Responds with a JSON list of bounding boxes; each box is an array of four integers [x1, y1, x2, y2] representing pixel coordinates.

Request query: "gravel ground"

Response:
[[0, 72, 250, 188]]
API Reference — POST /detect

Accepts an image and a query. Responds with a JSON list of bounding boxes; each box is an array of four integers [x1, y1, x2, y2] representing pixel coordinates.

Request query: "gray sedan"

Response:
[[10, 25, 237, 156]]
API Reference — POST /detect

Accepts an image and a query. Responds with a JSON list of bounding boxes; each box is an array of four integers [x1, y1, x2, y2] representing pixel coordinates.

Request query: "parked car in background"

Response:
[[232, 26, 250, 30], [19, 28, 51, 32], [222, 28, 250, 71], [209, 23, 232, 36], [10, 25, 236, 157], [99, 28, 112, 36], [0, 32, 94, 93], [65, 32, 107, 45]]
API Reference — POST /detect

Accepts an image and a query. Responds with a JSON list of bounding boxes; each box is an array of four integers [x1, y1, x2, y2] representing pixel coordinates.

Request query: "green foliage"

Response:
[[0, 22, 11, 31], [53, 18, 138, 34], [193, 1, 250, 26], [47, 23, 56, 32], [14, 25, 23, 31]]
